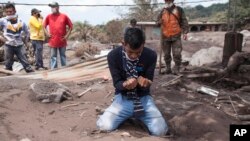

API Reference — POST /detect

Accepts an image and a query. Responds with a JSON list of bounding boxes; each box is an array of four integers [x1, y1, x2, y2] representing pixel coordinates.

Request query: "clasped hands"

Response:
[[123, 76, 152, 90]]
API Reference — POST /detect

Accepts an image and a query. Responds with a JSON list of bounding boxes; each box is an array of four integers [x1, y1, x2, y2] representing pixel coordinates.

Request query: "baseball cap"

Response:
[[48, 2, 59, 7], [31, 8, 41, 14]]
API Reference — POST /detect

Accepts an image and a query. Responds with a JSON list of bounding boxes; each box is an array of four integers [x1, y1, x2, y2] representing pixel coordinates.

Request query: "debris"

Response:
[[48, 110, 55, 115], [12, 62, 24, 72], [121, 132, 131, 137], [60, 103, 80, 109], [0, 68, 19, 75], [105, 91, 112, 98], [185, 73, 216, 78], [196, 86, 219, 97], [161, 75, 183, 87], [238, 115, 250, 121], [77, 88, 92, 97], [80, 111, 87, 117], [189, 46, 223, 66], [229, 96, 238, 119], [95, 106, 104, 115], [30, 82, 73, 103], [20, 138, 32, 141], [69, 125, 77, 132]]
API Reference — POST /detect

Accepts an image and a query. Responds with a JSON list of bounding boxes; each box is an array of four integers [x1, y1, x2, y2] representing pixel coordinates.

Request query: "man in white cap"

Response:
[[43, 2, 73, 69]]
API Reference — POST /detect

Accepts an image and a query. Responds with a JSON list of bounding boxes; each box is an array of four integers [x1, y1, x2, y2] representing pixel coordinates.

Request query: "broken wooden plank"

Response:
[[77, 88, 92, 97], [238, 115, 250, 121], [184, 73, 216, 78], [161, 75, 183, 87], [0, 68, 19, 75]]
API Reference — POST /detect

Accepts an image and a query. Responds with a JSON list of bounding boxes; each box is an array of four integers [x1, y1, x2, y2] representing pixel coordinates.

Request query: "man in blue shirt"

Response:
[[97, 28, 168, 136]]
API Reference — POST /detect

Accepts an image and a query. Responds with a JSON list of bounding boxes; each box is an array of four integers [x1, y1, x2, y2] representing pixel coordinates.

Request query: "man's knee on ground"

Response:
[[148, 118, 168, 136], [96, 112, 117, 131]]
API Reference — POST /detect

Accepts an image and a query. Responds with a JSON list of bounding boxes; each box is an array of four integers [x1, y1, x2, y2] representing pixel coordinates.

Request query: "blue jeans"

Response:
[[4, 45, 32, 71], [50, 47, 66, 69], [32, 40, 44, 68], [96, 94, 168, 136]]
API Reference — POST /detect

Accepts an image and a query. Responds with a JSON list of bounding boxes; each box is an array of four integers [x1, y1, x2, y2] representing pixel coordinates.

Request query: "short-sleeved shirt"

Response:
[[43, 13, 73, 48]]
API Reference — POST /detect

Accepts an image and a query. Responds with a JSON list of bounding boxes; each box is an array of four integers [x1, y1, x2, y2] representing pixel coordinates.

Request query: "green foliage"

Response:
[[184, 3, 228, 21], [127, 0, 159, 21], [105, 19, 124, 43]]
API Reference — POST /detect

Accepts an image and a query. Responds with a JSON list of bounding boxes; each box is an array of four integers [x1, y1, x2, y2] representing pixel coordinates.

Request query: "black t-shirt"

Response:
[[107, 46, 157, 96]]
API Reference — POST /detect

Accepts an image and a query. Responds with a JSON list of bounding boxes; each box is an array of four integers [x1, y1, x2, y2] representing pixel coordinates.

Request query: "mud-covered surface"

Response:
[[1, 31, 250, 141]]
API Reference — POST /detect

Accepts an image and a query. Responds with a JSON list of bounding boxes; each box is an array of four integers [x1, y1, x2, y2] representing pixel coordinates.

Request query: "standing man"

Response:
[[157, 0, 189, 74], [43, 2, 73, 69], [29, 8, 47, 70], [97, 28, 168, 136], [0, 3, 34, 73]]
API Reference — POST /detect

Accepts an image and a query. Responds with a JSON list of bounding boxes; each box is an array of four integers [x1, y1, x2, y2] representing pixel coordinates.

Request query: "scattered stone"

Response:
[[121, 131, 131, 137], [20, 138, 32, 141], [30, 82, 73, 103], [190, 46, 222, 66], [180, 88, 187, 92], [48, 110, 55, 115], [95, 106, 104, 115]]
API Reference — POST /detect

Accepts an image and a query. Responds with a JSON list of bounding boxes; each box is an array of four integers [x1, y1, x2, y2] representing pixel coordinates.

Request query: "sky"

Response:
[[2, 0, 228, 25]]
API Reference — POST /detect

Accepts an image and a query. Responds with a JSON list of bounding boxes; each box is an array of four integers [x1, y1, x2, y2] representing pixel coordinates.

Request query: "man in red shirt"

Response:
[[43, 2, 73, 69]]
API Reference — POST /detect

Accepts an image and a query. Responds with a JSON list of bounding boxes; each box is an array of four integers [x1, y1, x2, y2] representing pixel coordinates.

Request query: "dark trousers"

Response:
[[162, 38, 182, 67], [4, 44, 31, 70], [31, 40, 44, 68]]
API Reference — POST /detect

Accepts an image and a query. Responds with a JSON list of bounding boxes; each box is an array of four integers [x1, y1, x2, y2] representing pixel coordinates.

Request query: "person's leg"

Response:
[[59, 47, 66, 67], [172, 39, 182, 74], [15, 46, 33, 72], [138, 95, 168, 136], [97, 94, 134, 131], [50, 48, 58, 69], [31, 40, 39, 68], [36, 41, 44, 68], [4, 45, 15, 70], [162, 40, 172, 73], [31, 40, 36, 59]]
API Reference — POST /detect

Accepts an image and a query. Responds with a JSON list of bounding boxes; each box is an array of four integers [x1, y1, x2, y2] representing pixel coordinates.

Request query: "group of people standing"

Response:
[[0, 2, 73, 72]]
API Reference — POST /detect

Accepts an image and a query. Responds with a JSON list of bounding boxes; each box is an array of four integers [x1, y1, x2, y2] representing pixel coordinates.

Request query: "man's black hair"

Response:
[[130, 18, 137, 25], [4, 3, 15, 11], [124, 28, 145, 50]]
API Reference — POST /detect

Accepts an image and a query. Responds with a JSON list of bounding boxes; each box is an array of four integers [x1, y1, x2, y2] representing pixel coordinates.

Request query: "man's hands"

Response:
[[183, 34, 188, 40], [123, 78, 137, 90], [138, 76, 152, 87], [123, 76, 152, 90]]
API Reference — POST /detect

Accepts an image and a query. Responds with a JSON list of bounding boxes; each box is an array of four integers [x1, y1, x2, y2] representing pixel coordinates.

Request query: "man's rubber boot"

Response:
[[165, 64, 172, 74], [172, 65, 180, 75]]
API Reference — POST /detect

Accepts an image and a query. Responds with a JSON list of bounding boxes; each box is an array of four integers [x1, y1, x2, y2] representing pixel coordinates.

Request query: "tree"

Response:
[[71, 21, 92, 42], [105, 19, 124, 43], [127, 0, 159, 21]]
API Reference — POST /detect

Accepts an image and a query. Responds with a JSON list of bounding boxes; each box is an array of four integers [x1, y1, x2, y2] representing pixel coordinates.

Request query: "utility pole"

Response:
[[232, 0, 236, 32], [227, 0, 231, 31]]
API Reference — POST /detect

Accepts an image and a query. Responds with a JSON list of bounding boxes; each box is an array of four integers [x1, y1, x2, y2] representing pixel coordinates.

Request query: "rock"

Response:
[[20, 138, 32, 141], [190, 46, 223, 66], [95, 106, 104, 115], [180, 88, 187, 92], [30, 82, 73, 103], [121, 131, 131, 137]]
